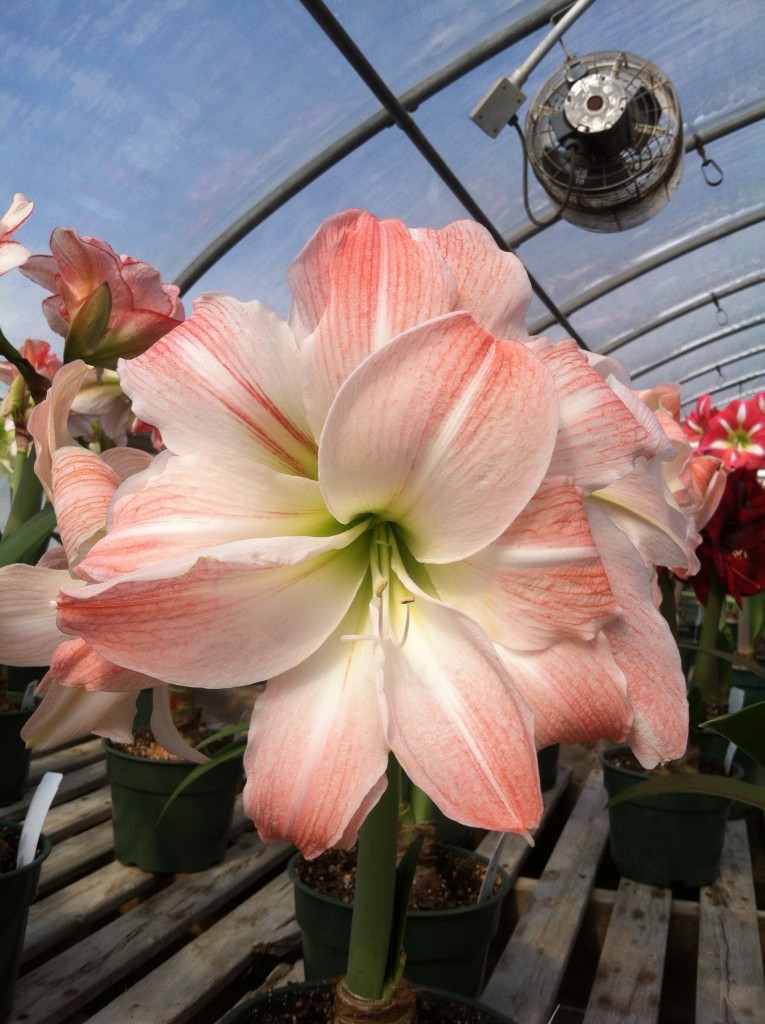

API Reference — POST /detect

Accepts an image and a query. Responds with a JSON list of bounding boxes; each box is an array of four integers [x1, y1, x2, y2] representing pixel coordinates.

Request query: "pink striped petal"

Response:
[[244, 596, 388, 858], [381, 596, 542, 835], [50, 446, 122, 570], [411, 220, 532, 340], [58, 533, 370, 688], [529, 338, 666, 492], [590, 457, 700, 577], [290, 211, 457, 435], [428, 481, 617, 650], [83, 452, 338, 580], [0, 564, 76, 665], [586, 504, 688, 766], [28, 360, 93, 498], [320, 313, 557, 563], [496, 635, 632, 748], [118, 295, 318, 475], [22, 676, 138, 748]]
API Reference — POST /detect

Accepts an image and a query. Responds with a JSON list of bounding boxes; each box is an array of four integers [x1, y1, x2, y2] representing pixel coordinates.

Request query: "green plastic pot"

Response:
[[104, 741, 243, 873], [537, 744, 560, 791], [218, 979, 516, 1023], [0, 821, 51, 1021], [0, 700, 34, 806], [600, 745, 736, 887], [289, 845, 510, 999]]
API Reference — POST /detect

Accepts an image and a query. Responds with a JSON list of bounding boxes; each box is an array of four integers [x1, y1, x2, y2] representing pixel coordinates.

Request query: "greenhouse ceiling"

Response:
[[2, 0, 763, 414]]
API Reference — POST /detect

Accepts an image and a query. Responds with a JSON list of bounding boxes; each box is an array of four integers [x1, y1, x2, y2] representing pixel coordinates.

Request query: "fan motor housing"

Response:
[[525, 51, 683, 232]]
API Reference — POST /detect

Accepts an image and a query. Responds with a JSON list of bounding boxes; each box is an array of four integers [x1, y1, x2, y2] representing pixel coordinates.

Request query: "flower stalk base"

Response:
[[332, 978, 417, 1024]]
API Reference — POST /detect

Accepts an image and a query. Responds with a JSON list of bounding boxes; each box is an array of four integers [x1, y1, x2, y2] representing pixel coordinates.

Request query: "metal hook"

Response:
[[693, 134, 724, 187], [711, 293, 729, 326]]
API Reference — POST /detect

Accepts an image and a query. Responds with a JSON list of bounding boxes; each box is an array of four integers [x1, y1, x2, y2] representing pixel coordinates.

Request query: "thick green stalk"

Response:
[[694, 570, 727, 705], [409, 784, 434, 824], [658, 572, 678, 641], [4, 447, 43, 539], [344, 753, 399, 1001]]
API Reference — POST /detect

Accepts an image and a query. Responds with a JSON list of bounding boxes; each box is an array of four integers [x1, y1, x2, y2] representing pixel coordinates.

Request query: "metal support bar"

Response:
[[298, 0, 588, 348]]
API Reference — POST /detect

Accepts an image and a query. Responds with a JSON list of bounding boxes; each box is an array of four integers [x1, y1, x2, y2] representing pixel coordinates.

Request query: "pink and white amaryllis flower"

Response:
[[0, 361, 202, 759], [31, 212, 694, 859], [0, 193, 34, 275], [20, 228, 184, 368]]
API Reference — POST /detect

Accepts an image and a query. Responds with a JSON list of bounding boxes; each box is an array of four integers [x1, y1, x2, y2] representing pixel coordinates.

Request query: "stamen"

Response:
[[397, 597, 415, 648]]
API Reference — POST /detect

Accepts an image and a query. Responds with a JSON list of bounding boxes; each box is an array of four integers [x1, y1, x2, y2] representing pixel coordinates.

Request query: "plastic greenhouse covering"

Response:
[[2, 0, 764, 414]]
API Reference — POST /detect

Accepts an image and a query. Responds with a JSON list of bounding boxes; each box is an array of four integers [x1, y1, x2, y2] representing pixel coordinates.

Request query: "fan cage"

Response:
[[524, 51, 684, 232]]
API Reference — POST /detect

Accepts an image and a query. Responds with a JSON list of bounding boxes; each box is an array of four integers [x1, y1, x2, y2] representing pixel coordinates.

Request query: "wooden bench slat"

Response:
[[80, 872, 300, 1024], [23, 858, 159, 963], [1, 761, 108, 821], [696, 818, 765, 1024], [583, 877, 671, 1024], [29, 739, 105, 783], [7, 834, 292, 1024], [481, 769, 610, 1024], [36, 820, 115, 898], [476, 767, 571, 884]]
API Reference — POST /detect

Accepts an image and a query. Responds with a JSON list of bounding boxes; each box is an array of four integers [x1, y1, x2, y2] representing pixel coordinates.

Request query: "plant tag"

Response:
[[724, 687, 745, 774], [16, 771, 62, 868], [20, 679, 38, 711], [477, 832, 506, 902]]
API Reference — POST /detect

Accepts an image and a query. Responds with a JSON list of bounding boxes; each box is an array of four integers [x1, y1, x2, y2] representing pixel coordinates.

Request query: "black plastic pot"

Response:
[[600, 745, 737, 887], [0, 699, 34, 806], [0, 821, 51, 1021], [104, 740, 243, 873], [536, 744, 560, 791], [218, 979, 516, 1023], [289, 845, 510, 999]]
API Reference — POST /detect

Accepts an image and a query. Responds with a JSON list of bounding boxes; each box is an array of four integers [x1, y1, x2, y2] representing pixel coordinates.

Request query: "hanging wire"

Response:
[[512, 118, 576, 228], [711, 293, 729, 326], [693, 133, 724, 186]]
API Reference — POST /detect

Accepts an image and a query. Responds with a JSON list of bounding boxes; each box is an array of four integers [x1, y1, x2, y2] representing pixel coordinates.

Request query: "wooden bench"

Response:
[[5, 747, 764, 1023]]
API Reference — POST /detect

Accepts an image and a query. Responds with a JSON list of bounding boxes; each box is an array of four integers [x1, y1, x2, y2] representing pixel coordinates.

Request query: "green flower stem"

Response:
[[4, 447, 44, 540], [409, 784, 434, 824], [659, 572, 678, 641], [694, 570, 727, 705], [345, 752, 399, 1002]]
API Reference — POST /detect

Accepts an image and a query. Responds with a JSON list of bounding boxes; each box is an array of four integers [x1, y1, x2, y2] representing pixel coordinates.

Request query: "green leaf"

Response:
[[194, 721, 248, 750], [159, 740, 245, 821], [384, 833, 425, 993], [607, 773, 765, 811], [64, 282, 112, 363], [702, 702, 765, 765], [0, 504, 57, 566]]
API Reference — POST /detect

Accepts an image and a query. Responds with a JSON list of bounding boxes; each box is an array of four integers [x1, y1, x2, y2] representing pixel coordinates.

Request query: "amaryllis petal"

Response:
[[21, 677, 139, 748], [428, 480, 617, 650], [0, 564, 78, 664], [244, 596, 388, 858], [59, 534, 371, 687], [50, 446, 122, 570], [0, 192, 33, 275], [590, 456, 700, 577], [118, 295, 318, 475], [148, 685, 208, 763], [289, 210, 457, 435], [28, 360, 93, 499], [496, 635, 632, 749], [82, 452, 339, 580], [586, 503, 688, 766], [689, 455, 727, 530], [529, 338, 668, 492], [320, 313, 558, 563], [381, 597, 542, 835], [411, 220, 532, 340]]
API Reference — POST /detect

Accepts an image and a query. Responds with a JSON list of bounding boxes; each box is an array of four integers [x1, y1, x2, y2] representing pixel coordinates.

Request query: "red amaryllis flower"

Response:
[[693, 467, 765, 605], [684, 392, 765, 470]]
